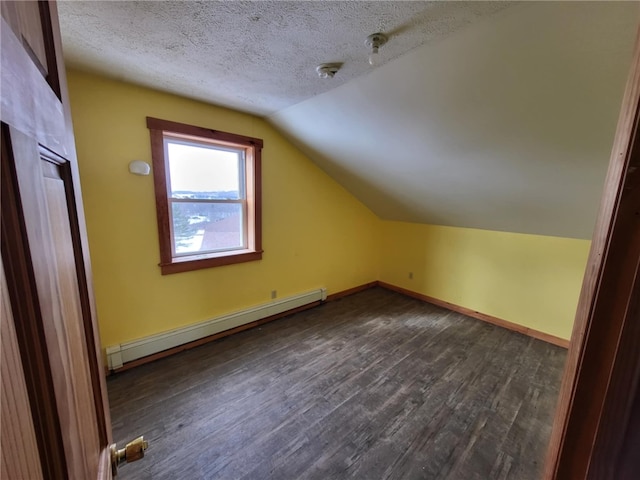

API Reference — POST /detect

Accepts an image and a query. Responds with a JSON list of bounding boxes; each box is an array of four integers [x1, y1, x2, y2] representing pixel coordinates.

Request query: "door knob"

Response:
[[110, 436, 148, 476]]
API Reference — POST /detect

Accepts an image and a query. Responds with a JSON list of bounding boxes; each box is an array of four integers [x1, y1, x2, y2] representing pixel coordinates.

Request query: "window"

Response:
[[147, 117, 263, 274]]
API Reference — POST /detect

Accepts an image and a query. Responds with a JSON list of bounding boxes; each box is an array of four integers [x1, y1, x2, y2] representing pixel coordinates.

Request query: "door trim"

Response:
[[545, 27, 640, 479]]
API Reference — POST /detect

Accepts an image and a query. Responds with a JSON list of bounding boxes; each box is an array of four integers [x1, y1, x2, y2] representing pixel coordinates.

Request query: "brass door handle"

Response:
[[110, 436, 148, 476]]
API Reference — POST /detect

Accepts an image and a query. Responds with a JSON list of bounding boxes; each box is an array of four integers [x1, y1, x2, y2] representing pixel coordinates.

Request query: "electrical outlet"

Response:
[[409, 272, 413, 279], [271, 290, 277, 299]]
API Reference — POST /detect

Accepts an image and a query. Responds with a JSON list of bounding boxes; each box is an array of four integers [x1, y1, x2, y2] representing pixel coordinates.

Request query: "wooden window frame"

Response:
[[147, 117, 263, 275]]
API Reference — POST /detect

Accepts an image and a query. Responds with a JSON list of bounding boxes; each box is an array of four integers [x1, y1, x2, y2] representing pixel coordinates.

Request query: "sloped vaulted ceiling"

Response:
[[270, 2, 638, 239], [58, 1, 639, 239]]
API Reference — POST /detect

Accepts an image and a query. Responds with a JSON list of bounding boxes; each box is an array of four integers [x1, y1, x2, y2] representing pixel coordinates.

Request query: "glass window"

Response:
[[147, 117, 263, 274]]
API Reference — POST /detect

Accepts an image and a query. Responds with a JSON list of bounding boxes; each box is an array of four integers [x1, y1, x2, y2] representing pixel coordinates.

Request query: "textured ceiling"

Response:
[[272, 2, 638, 238], [58, 1, 639, 239], [58, 1, 511, 116]]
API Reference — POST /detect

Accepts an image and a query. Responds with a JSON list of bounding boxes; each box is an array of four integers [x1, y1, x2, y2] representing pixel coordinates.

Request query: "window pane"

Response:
[[172, 202, 244, 255], [167, 140, 242, 199]]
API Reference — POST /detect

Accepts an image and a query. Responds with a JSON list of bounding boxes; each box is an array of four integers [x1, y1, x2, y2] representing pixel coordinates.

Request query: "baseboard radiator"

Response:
[[106, 288, 327, 370]]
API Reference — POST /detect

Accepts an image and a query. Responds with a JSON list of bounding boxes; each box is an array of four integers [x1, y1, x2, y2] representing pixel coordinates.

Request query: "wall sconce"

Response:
[[129, 160, 150, 176], [365, 32, 388, 66]]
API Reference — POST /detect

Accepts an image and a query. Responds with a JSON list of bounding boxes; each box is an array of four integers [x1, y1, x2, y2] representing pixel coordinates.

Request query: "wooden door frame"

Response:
[[544, 27, 640, 479], [1, 1, 112, 477]]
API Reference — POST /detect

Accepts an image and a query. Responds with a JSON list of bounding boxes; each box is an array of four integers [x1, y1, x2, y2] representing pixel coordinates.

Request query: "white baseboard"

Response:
[[106, 288, 327, 370]]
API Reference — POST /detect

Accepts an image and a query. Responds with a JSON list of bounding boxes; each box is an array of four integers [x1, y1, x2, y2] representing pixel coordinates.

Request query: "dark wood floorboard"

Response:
[[107, 288, 566, 480]]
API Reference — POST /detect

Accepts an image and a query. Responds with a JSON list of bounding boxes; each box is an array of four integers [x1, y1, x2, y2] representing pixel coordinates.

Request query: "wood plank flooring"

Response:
[[107, 288, 566, 479]]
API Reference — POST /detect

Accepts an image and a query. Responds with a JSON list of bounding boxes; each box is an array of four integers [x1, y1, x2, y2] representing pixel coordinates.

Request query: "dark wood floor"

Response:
[[107, 288, 566, 480]]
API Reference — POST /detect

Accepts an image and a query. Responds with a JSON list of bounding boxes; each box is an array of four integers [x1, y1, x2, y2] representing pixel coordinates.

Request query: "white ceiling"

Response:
[[58, 1, 639, 239], [58, 1, 511, 116]]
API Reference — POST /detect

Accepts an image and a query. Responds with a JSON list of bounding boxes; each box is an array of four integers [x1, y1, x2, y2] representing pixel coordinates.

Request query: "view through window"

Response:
[[167, 138, 245, 256], [147, 117, 263, 274]]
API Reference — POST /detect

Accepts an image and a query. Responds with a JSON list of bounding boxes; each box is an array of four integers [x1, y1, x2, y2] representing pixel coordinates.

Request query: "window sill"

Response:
[[159, 250, 263, 275]]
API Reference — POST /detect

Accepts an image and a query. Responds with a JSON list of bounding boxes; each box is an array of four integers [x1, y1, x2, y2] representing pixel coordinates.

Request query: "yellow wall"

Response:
[[68, 70, 590, 349], [379, 222, 590, 340], [67, 70, 380, 348]]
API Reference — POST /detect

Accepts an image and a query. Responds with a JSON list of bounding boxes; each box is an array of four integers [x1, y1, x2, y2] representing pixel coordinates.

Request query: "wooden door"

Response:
[[1, 1, 113, 478]]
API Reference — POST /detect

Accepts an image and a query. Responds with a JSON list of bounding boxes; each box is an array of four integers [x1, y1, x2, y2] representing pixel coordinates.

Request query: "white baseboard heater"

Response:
[[106, 288, 327, 370]]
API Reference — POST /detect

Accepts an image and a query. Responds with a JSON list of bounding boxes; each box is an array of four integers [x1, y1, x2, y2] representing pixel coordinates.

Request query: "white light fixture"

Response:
[[129, 160, 150, 176], [365, 32, 388, 66], [316, 63, 341, 79]]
